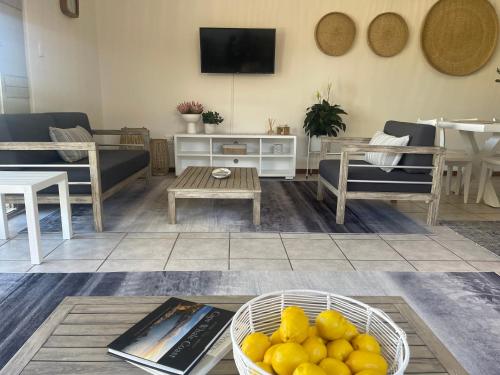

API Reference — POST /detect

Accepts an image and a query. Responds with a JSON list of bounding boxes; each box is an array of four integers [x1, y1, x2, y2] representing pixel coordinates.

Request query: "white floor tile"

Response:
[[335, 240, 404, 260], [230, 239, 287, 259], [30, 260, 102, 273], [230, 259, 291, 271], [0, 239, 63, 261], [436, 240, 499, 261], [281, 233, 332, 240], [409, 260, 477, 272], [468, 261, 500, 272], [125, 233, 179, 239], [290, 259, 353, 271], [388, 240, 461, 261], [178, 232, 229, 239], [108, 238, 175, 260], [283, 239, 345, 260], [351, 260, 416, 272], [230, 232, 280, 239], [170, 239, 229, 259], [46, 238, 121, 260], [0, 260, 33, 273]]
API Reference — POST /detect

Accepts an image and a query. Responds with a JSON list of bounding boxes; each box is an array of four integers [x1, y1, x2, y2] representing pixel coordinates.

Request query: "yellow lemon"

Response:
[[293, 363, 327, 375], [343, 322, 359, 341], [271, 342, 309, 375], [301, 336, 327, 364], [280, 311, 309, 344], [256, 361, 274, 374], [282, 306, 307, 319], [264, 344, 282, 365], [318, 358, 351, 375], [315, 310, 347, 341], [355, 370, 385, 375], [241, 332, 271, 362], [345, 351, 388, 374], [271, 329, 284, 345], [308, 326, 319, 338], [351, 334, 381, 354], [326, 339, 353, 361]]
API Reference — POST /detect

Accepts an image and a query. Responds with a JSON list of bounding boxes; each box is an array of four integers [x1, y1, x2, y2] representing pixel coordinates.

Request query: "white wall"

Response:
[[22, 0, 500, 167], [23, 0, 103, 127], [93, 0, 500, 167]]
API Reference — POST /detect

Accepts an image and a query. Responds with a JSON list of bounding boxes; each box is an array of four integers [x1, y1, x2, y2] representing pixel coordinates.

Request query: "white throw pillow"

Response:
[[364, 131, 410, 172], [49, 126, 94, 162]]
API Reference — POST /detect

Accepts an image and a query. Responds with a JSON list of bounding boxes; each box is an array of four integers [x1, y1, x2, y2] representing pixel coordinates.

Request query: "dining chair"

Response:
[[477, 156, 500, 204], [417, 118, 473, 203]]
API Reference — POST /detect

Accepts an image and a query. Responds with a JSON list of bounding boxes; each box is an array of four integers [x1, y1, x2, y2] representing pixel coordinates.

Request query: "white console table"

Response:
[[174, 134, 296, 179]]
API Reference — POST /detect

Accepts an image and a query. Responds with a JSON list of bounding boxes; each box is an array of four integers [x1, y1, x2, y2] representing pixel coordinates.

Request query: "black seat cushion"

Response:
[[384, 121, 436, 174], [319, 159, 432, 193], [40, 150, 150, 195]]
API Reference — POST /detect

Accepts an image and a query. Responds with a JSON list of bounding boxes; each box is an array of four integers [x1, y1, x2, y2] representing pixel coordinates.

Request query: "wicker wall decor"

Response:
[[421, 0, 499, 76], [368, 12, 409, 57], [315, 12, 356, 56], [150, 139, 169, 176]]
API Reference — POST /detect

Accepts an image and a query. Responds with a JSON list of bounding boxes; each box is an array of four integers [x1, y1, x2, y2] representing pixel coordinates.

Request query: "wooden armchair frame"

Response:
[[0, 128, 151, 232], [317, 137, 445, 226]]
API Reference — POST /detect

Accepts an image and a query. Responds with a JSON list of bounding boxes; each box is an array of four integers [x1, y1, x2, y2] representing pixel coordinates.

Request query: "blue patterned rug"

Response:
[[442, 221, 500, 256], [23, 181, 428, 234]]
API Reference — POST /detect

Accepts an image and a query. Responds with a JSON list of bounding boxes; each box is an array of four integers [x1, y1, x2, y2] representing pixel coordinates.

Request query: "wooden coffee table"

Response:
[[167, 167, 261, 225], [0, 295, 467, 375]]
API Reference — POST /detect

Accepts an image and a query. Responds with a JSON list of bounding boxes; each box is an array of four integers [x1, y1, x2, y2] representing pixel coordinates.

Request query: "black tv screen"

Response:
[[200, 28, 276, 74]]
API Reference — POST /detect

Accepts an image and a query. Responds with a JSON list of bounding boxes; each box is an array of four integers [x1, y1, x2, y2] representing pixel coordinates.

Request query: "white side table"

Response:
[[0, 171, 73, 264]]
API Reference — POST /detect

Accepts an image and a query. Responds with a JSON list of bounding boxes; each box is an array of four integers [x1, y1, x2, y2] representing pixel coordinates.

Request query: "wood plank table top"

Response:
[[168, 167, 261, 193], [0, 295, 467, 375]]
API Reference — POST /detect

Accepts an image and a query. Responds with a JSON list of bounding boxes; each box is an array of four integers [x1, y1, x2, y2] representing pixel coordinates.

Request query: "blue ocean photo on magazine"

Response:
[[121, 301, 213, 362]]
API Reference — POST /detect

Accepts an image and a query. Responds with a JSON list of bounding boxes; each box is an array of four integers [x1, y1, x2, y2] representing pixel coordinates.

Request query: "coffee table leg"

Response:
[[253, 193, 261, 225], [168, 192, 176, 224], [24, 189, 42, 264], [58, 178, 73, 240], [0, 194, 8, 239]]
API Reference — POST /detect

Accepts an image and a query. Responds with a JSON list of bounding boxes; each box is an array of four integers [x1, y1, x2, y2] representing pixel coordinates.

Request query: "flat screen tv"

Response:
[[200, 28, 276, 74]]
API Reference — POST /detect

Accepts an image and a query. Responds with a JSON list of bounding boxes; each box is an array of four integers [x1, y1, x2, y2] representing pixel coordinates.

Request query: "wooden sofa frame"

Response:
[[317, 137, 445, 226], [0, 128, 151, 232]]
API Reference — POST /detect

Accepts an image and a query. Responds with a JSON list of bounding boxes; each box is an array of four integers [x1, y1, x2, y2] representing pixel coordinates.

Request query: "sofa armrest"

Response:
[[92, 129, 150, 136], [0, 142, 97, 151], [319, 137, 371, 160], [341, 144, 444, 155]]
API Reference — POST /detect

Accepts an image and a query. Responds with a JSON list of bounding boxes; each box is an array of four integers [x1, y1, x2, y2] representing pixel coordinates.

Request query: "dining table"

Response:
[[438, 119, 500, 207]]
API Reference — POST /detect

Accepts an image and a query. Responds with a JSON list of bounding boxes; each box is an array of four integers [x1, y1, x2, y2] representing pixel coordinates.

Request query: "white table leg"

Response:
[[0, 194, 8, 239], [24, 188, 42, 264], [58, 178, 73, 239]]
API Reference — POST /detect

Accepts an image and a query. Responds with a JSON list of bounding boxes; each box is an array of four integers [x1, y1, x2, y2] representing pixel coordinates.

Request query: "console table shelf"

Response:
[[174, 134, 296, 179]]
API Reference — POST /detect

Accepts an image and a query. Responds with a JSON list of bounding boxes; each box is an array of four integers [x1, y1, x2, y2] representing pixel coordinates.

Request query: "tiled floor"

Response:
[[0, 227, 498, 273], [1, 175, 499, 273]]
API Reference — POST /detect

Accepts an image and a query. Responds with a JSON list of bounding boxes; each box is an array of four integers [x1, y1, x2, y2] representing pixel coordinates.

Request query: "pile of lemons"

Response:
[[241, 306, 388, 375]]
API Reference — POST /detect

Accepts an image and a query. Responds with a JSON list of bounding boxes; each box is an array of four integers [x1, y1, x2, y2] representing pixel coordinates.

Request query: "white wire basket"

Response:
[[230, 290, 410, 375]]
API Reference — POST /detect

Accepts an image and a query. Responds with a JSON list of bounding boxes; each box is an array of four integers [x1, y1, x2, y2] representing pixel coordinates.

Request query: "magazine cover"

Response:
[[108, 298, 234, 374]]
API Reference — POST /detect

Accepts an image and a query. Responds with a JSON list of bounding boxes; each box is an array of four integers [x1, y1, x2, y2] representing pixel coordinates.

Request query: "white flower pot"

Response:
[[204, 123, 217, 134], [181, 114, 201, 134], [309, 135, 322, 152]]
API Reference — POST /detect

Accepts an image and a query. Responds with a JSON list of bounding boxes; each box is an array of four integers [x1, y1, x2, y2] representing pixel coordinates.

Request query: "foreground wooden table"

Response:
[[167, 167, 261, 225], [1, 295, 467, 375]]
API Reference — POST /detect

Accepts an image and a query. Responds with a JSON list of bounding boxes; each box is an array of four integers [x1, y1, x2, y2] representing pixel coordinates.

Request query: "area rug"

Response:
[[22, 180, 428, 234], [442, 221, 500, 256], [0, 272, 498, 374]]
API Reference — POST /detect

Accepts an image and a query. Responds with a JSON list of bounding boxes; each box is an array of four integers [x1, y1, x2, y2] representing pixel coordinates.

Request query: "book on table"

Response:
[[107, 298, 234, 375]]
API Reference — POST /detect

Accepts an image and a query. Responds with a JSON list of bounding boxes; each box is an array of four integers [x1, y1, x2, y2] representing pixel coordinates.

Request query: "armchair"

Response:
[[317, 121, 445, 226]]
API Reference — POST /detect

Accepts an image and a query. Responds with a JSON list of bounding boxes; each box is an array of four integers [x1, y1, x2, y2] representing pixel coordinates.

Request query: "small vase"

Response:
[[310, 135, 322, 152], [181, 114, 201, 134], [204, 123, 216, 134]]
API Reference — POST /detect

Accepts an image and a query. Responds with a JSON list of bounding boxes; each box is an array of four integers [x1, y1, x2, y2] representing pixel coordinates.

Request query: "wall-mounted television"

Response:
[[200, 28, 276, 74]]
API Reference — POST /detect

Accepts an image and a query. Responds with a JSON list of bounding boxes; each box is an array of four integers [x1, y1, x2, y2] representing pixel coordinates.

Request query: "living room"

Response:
[[0, 0, 499, 375]]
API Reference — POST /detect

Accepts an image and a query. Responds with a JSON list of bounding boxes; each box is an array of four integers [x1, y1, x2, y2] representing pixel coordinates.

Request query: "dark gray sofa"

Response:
[[0, 112, 151, 231], [317, 121, 445, 225]]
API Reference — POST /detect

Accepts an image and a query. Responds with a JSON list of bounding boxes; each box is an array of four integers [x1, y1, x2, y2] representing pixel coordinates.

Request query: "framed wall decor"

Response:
[[60, 0, 79, 18]]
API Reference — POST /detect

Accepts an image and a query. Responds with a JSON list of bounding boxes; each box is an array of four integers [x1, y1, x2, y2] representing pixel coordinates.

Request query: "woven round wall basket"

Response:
[[422, 0, 499, 76], [315, 12, 356, 56], [368, 12, 409, 57]]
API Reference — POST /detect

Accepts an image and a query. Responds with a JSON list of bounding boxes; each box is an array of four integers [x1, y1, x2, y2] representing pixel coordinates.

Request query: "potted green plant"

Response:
[[177, 101, 204, 134], [303, 84, 347, 151], [202, 111, 224, 134]]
